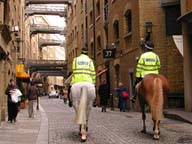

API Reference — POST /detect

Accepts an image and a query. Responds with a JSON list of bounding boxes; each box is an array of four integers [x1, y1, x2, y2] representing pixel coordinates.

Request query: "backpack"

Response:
[[122, 91, 129, 99]]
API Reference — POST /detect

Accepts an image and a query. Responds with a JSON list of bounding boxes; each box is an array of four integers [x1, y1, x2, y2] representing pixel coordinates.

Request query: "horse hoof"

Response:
[[81, 135, 87, 142], [141, 130, 146, 133], [153, 135, 160, 140]]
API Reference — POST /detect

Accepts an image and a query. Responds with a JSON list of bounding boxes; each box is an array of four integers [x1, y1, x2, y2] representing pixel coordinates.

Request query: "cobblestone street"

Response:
[[41, 97, 192, 144]]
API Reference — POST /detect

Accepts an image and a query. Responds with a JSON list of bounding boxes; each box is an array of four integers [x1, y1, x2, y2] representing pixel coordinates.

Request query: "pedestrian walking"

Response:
[[116, 82, 129, 112], [5, 79, 19, 123], [98, 79, 109, 112], [131, 41, 161, 103], [27, 82, 38, 118], [63, 87, 68, 104], [70, 47, 96, 142]]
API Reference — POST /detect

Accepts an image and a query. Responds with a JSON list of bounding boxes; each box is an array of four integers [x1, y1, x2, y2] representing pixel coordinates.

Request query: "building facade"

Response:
[[66, 0, 186, 109], [178, 0, 192, 111], [0, 0, 25, 122]]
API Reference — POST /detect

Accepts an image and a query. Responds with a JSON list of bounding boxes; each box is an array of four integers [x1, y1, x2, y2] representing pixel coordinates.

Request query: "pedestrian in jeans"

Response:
[[116, 82, 129, 112], [27, 82, 38, 118], [5, 79, 19, 123]]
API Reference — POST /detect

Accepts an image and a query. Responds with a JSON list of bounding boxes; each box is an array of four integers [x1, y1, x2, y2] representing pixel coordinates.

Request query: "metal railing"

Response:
[[38, 39, 65, 47], [25, 6, 67, 17], [26, 60, 67, 65], [25, 0, 73, 5]]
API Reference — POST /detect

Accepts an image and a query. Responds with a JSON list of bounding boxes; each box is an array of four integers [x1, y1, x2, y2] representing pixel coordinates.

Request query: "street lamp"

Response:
[[145, 22, 153, 41]]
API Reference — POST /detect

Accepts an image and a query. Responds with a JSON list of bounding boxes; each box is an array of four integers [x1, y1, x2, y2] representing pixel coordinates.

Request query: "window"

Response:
[[89, 11, 93, 25], [81, 0, 83, 11], [104, 0, 108, 23], [97, 36, 101, 50], [81, 24, 84, 39], [90, 42, 94, 58], [165, 5, 181, 35], [113, 20, 119, 39], [96, 0, 100, 17], [125, 10, 132, 33]]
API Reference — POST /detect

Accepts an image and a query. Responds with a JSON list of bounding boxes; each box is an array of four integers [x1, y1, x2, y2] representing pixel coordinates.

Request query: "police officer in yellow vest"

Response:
[[70, 47, 96, 142], [131, 41, 161, 103]]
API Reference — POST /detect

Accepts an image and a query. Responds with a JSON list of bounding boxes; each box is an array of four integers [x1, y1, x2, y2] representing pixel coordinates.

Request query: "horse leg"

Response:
[[153, 120, 160, 140], [81, 124, 87, 142], [141, 108, 146, 133]]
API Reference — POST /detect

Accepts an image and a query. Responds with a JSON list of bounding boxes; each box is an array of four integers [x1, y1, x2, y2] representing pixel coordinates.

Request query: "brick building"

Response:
[[66, 0, 185, 109], [178, 0, 192, 111], [0, 0, 25, 122]]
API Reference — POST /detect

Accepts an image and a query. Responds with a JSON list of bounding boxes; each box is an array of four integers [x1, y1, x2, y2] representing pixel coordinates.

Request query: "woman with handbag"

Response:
[[116, 82, 129, 112], [5, 79, 18, 123]]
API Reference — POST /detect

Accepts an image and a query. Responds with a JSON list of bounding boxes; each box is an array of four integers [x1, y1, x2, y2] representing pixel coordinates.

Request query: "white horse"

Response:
[[71, 82, 96, 142]]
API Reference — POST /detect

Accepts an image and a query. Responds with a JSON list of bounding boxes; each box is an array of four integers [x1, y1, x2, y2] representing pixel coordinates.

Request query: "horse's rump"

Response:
[[138, 74, 169, 120]]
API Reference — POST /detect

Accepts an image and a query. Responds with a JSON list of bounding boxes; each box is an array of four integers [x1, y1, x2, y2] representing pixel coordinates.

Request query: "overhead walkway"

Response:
[[25, 0, 72, 5], [25, 5, 67, 17], [26, 60, 67, 77], [38, 39, 65, 48], [30, 24, 66, 35]]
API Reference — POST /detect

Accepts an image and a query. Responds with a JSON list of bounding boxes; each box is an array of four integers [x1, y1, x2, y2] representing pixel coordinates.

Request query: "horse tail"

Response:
[[151, 77, 164, 121], [75, 86, 88, 125]]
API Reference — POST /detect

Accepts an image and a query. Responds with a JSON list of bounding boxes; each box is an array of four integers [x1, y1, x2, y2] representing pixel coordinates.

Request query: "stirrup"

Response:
[[131, 97, 136, 103]]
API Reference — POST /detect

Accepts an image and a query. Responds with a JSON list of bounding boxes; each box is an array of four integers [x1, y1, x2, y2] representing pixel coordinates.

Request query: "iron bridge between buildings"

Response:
[[25, 5, 67, 17], [25, 0, 72, 5], [26, 60, 67, 77], [30, 24, 66, 35], [38, 39, 65, 48]]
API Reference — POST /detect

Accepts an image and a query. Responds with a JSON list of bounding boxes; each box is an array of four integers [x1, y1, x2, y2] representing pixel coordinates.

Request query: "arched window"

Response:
[[113, 20, 119, 39], [97, 36, 101, 50], [125, 9, 132, 33]]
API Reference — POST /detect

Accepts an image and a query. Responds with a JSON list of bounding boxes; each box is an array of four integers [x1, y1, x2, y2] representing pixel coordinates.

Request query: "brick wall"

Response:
[[0, 3, 4, 24], [66, 0, 184, 108]]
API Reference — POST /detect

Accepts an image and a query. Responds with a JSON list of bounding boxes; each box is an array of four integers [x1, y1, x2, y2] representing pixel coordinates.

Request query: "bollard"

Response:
[[110, 93, 114, 110]]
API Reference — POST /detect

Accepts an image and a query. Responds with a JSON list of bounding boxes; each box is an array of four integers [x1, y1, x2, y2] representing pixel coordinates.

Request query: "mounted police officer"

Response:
[[131, 41, 161, 103], [70, 47, 96, 142]]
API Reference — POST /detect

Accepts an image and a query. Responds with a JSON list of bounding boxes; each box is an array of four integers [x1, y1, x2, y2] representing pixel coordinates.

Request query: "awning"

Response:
[[177, 11, 192, 23], [16, 64, 30, 79], [97, 68, 108, 77]]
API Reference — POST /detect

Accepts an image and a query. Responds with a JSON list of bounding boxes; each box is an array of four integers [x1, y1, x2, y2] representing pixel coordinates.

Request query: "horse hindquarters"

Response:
[[151, 77, 164, 140]]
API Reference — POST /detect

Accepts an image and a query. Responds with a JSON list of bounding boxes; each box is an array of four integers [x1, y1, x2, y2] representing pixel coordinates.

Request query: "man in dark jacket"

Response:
[[98, 79, 109, 112], [5, 79, 18, 123], [27, 82, 38, 118]]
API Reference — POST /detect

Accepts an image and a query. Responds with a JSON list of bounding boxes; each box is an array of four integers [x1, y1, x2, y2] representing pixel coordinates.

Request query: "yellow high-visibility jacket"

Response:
[[71, 54, 96, 85], [136, 51, 160, 78]]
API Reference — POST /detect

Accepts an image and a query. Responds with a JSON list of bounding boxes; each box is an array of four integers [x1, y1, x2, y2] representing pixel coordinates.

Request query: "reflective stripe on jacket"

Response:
[[71, 54, 96, 85], [136, 51, 160, 78]]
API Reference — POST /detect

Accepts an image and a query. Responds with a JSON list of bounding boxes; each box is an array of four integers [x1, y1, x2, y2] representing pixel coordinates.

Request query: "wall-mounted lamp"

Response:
[[111, 43, 116, 49], [145, 22, 153, 41], [12, 36, 23, 52], [0, 52, 9, 60]]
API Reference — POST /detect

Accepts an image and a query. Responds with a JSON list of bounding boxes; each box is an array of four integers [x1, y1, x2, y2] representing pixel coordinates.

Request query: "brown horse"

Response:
[[136, 74, 169, 140]]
